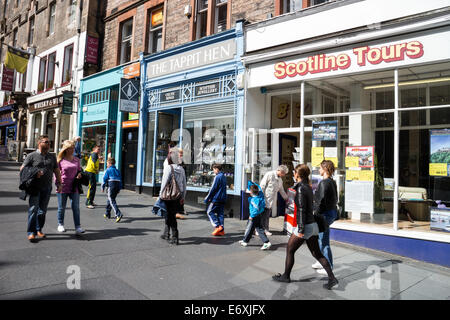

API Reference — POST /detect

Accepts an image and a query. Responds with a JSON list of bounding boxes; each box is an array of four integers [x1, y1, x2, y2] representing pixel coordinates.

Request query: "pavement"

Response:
[[1, 160, 450, 300]]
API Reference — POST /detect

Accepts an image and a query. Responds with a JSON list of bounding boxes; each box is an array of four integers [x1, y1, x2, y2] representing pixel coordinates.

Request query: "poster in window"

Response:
[[151, 8, 163, 27], [312, 120, 338, 141], [345, 146, 374, 168], [429, 129, 450, 177]]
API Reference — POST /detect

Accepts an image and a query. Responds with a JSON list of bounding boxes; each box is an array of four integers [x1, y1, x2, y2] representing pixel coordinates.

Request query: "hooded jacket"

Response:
[[19, 166, 41, 200], [247, 181, 266, 219]]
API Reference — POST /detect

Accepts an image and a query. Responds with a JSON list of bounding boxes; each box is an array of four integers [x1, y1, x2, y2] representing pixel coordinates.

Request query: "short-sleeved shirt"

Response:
[[22, 150, 58, 188], [58, 157, 81, 194]]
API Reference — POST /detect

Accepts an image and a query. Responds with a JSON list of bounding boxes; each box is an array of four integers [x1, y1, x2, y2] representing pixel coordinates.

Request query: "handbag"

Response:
[[314, 213, 329, 233], [160, 165, 182, 201]]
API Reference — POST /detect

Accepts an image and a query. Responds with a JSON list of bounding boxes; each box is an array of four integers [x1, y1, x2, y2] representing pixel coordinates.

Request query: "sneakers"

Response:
[[57, 225, 66, 233], [36, 231, 46, 239], [265, 231, 273, 236], [239, 240, 248, 247], [75, 227, 85, 235], [312, 261, 322, 269], [115, 215, 122, 223], [255, 230, 259, 236], [28, 234, 37, 242], [104, 214, 111, 219], [211, 226, 224, 236], [87, 205, 95, 209], [261, 242, 272, 250]]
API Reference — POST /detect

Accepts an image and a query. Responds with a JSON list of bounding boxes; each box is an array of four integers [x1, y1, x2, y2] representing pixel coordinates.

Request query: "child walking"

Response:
[[239, 182, 272, 250], [102, 158, 123, 223], [205, 164, 227, 236]]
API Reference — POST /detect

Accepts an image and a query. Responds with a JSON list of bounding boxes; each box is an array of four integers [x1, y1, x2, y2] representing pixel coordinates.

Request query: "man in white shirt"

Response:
[[260, 165, 289, 235]]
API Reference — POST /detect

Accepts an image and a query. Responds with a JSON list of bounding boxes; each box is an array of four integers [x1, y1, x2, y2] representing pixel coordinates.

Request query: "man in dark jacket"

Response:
[[204, 164, 227, 236]]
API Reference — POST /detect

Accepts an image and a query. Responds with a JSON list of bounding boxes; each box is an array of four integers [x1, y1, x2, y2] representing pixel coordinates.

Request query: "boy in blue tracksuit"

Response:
[[239, 181, 272, 250], [204, 164, 227, 236], [102, 158, 123, 223]]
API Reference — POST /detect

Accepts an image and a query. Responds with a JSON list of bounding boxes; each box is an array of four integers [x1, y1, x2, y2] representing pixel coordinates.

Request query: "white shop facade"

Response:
[[242, 7, 450, 266]]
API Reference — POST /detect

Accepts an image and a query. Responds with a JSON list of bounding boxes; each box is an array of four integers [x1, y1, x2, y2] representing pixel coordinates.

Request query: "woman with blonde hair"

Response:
[[56, 140, 85, 235]]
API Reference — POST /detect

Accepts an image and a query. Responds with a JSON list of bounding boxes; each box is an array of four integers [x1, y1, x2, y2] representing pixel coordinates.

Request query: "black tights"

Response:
[[283, 234, 335, 280]]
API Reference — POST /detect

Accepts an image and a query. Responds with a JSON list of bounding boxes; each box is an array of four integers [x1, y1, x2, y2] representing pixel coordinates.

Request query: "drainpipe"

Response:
[[71, 0, 83, 139]]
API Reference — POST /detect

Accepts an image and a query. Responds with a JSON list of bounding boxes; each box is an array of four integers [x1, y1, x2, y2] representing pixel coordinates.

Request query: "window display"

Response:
[[144, 112, 156, 183], [81, 126, 106, 170], [183, 116, 235, 189]]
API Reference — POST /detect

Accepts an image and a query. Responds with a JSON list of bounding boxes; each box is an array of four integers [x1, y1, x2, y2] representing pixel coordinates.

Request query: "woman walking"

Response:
[[56, 140, 85, 235], [159, 148, 187, 245], [272, 164, 338, 290], [311, 160, 338, 275]]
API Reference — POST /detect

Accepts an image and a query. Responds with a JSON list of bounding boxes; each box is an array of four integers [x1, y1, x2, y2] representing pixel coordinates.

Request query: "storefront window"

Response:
[[430, 84, 450, 125], [183, 104, 235, 190], [144, 112, 156, 183], [81, 126, 106, 170]]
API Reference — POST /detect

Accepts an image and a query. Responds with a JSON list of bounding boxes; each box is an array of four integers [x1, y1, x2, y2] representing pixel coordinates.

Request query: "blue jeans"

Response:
[[243, 215, 269, 244], [207, 202, 225, 229], [57, 193, 81, 228], [318, 209, 337, 269], [27, 186, 52, 236]]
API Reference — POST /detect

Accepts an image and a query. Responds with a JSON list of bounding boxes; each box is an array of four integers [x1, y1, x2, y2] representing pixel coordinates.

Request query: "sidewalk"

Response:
[[0, 162, 449, 300]]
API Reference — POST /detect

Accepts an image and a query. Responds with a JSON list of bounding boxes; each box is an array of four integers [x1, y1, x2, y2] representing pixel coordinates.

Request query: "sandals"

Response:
[[272, 273, 291, 283]]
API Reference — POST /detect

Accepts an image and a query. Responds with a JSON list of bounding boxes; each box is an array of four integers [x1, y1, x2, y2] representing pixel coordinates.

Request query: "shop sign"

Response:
[[7, 127, 15, 139], [119, 77, 140, 113], [62, 91, 74, 115], [122, 120, 139, 128], [85, 36, 99, 64], [312, 120, 338, 141], [123, 62, 140, 79], [29, 96, 63, 113], [128, 113, 139, 120], [195, 82, 220, 97], [0, 113, 14, 126], [146, 38, 236, 79], [1, 65, 14, 92], [160, 89, 180, 102]]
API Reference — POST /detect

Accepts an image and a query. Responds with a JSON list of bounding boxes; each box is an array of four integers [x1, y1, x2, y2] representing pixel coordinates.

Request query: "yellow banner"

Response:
[[360, 170, 375, 181], [345, 156, 360, 168], [429, 163, 448, 176], [311, 147, 324, 167], [346, 170, 360, 181], [5, 46, 29, 74], [325, 157, 338, 168]]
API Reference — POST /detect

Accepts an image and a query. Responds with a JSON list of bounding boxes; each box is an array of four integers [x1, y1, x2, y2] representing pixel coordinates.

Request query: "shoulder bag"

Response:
[[160, 165, 182, 201]]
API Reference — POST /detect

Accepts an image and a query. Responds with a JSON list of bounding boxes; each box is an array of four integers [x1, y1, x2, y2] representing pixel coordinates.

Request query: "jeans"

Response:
[[243, 215, 269, 244], [106, 182, 122, 217], [27, 186, 52, 236], [207, 202, 225, 229], [318, 209, 337, 269], [86, 172, 97, 206], [57, 193, 81, 228], [261, 208, 272, 231]]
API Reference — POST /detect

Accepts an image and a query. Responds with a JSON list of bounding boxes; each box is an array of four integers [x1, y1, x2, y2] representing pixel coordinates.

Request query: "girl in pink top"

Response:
[[56, 140, 85, 235]]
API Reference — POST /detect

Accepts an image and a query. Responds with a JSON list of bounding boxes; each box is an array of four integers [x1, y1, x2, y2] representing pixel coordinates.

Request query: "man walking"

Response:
[[260, 165, 289, 236], [21, 135, 62, 242], [85, 145, 100, 209], [73, 136, 81, 159]]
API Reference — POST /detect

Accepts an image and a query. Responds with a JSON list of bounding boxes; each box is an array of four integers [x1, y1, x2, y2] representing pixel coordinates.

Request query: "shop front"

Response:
[[0, 104, 17, 160], [243, 11, 450, 265], [78, 61, 140, 184], [137, 22, 245, 213]]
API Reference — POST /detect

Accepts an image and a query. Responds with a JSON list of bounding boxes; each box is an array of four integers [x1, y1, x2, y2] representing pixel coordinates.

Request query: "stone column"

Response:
[[26, 112, 34, 148], [40, 110, 47, 136], [54, 108, 61, 153]]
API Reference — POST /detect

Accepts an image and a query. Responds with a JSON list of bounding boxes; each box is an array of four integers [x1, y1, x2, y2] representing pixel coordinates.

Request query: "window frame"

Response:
[[118, 18, 134, 65], [61, 43, 74, 86], [191, 0, 231, 41], [48, 2, 56, 36], [37, 56, 47, 93], [12, 28, 18, 47], [69, 0, 77, 24], [147, 6, 164, 54], [28, 16, 35, 46], [45, 52, 56, 91]]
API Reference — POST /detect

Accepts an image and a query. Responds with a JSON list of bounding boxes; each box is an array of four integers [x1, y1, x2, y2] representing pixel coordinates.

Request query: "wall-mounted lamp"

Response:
[[184, 5, 192, 18]]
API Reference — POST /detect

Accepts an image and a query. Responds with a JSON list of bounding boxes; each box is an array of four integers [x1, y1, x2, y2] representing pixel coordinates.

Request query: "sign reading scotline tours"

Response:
[[119, 77, 140, 113]]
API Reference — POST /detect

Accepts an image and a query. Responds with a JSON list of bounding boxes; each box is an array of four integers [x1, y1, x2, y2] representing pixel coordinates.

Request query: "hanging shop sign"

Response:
[[85, 36, 99, 64], [119, 77, 140, 113], [123, 62, 140, 79], [429, 129, 450, 177], [312, 120, 338, 141], [146, 38, 236, 79], [7, 127, 15, 139], [62, 91, 74, 115], [29, 96, 63, 113], [1, 65, 14, 91]]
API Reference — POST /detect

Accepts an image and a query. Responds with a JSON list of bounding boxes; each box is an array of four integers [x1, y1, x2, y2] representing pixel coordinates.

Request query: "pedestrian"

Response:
[[102, 158, 123, 223], [311, 160, 339, 275], [239, 182, 272, 250], [272, 164, 338, 290], [259, 165, 289, 236], [85, 145, 100, 209], [205, 164, 227, 236], [20, 135, 62, 242], [163, 147, 187, 219], [73, 136, 81, 159], [159, 148, 186, 245], [56, 140, 85, 235]]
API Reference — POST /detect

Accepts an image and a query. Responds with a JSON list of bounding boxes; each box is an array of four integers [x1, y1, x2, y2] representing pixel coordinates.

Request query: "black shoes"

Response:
[[324, 278, 339, 290], [272, 273, 291, 283]]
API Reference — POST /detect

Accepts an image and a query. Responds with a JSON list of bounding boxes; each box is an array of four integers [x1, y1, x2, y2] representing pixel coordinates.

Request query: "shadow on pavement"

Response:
[[2, 290, 94, 300], [38, 227, 160, 242], [0, 191, 23, 198]]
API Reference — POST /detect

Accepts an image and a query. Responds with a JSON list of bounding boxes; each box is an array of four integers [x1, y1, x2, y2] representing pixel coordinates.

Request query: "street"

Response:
[[1, 161, 449, 300]]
